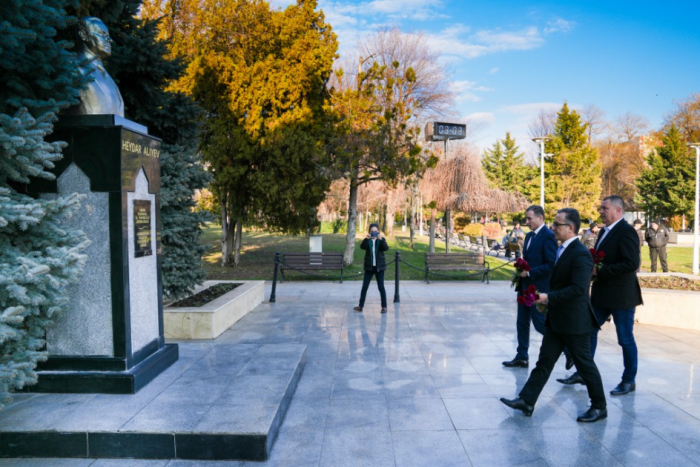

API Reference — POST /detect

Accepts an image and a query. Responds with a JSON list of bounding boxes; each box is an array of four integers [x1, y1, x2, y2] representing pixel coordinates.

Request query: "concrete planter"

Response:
[[164, 280, 264, 339], [636, 274, 700, 331]]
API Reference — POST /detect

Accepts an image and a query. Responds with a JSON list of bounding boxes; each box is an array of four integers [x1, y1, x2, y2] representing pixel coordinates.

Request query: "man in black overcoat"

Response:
[[501, 208, 607, 423]]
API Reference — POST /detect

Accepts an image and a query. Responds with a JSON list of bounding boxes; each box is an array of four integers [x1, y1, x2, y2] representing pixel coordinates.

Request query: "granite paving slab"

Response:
[[3, 280, 700, 466]]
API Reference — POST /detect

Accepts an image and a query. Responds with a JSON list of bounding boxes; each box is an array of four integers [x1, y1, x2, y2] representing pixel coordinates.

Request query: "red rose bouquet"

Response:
[[517, 284, 547, 314], [590, 248, 605, 280], [511, 258, 531, 288]]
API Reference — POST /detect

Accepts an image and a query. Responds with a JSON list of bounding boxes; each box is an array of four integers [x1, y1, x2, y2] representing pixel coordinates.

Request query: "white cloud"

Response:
[[465, 112, 495, 125], [544, 18, 575, 34], [450, 80, 494, 102], [489, 67, 499, 74]]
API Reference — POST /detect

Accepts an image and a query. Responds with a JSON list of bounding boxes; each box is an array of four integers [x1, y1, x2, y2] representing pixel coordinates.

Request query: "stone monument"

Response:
[[22, 17, 178, 394]]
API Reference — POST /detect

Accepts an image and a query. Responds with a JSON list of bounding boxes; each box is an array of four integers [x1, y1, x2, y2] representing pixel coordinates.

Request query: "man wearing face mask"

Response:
[[354, 223, 389, 314]]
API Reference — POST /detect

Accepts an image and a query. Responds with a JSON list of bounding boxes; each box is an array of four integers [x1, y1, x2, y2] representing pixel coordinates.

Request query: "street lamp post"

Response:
[[532, 136, 553, 208], [687, 143, 700, 276]]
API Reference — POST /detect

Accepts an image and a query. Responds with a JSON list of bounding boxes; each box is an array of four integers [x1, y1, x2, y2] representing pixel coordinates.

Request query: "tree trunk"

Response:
[[221, 192, 235, 267], [343, 176, 359, 266], [429, 208, 436, 253], [386, 205, 395, 237], [419, 192, 424, 236], [409, 188, 416, 250], [233, 217, 243, 266], [445, 208, 451, 253]]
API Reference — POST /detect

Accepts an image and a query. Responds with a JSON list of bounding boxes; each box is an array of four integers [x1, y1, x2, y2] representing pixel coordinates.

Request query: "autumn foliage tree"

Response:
[[152, 0, 338, 266]]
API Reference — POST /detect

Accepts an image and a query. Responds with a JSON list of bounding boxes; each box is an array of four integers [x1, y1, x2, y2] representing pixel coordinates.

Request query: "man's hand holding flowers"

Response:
[[511, 258, 531, 288]]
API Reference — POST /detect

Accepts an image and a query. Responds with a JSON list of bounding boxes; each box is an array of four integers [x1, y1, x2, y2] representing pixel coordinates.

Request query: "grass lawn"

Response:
[[199, 223, 516, 281], [640, 245, 697, 275]]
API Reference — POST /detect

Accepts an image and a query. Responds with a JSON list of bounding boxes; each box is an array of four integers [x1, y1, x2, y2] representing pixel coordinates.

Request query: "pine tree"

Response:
[[482, 132, 538, 203], [544, 103, 602, 220], [636, 125, 695, 221], [72, 0, 212, 299], [0, 0, 89, 407]]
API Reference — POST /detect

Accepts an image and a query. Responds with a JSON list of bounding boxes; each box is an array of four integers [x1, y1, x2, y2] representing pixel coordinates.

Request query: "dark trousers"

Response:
[[516, 302, 572, 361], [591, 306, 638, 383], [649, 247, 668, 272], [359, 267, 387, 308], [520, 326, 606, 410], [516, 302, 546, 360]]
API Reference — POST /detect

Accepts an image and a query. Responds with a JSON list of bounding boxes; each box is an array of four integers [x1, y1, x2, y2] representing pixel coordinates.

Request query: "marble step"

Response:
[[0, 343, 307, 461]]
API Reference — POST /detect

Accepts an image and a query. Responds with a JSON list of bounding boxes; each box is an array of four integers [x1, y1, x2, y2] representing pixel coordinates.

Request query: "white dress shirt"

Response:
[[597, 217, 624, 246]]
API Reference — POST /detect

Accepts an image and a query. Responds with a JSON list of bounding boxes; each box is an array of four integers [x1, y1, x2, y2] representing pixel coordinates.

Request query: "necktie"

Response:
[[556, 245, 565, 263], [527, 231, 536, 251]]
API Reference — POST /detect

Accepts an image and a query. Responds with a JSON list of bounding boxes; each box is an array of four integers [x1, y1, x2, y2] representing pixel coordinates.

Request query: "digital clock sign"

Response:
[[424, 122, 467, 142]]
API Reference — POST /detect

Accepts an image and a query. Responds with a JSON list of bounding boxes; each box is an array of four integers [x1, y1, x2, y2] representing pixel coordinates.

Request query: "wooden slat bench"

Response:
[[280, 252, 344, 282], [424, 252, 490, 284]]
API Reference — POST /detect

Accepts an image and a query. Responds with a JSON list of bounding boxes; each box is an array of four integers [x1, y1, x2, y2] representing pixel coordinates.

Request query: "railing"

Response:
[[269, 251, 516, 303]]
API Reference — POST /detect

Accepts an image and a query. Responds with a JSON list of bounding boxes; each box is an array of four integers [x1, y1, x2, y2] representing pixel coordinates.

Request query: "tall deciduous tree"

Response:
[[333, 28, 451, 264], [544, 103, 602, 220], [636, 125, 695, 222], [0, 0, 89, 407], [664, 93, 700, 142], [482, 132, 538, 203], [156, 0, 338, 266]]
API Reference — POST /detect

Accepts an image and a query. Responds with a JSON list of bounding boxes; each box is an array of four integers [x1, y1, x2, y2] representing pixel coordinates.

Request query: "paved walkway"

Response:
[[3, 281, 700, 466]]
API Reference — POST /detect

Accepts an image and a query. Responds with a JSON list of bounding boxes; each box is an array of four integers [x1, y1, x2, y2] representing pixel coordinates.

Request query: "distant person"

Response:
[[354, 223, 389, 314], [581, 222, 600, 250], [633, 219, 644, 272], [645, 219, 669, 273], [511, 222, 525, 238]]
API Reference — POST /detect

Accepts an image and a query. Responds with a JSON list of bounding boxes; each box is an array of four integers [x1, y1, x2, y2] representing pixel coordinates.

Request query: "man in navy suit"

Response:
[[503, 205, 560, 368]]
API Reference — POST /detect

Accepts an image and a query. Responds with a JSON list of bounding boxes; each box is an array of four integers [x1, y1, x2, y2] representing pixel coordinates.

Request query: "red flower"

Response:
[[526, 285, 537, 294], [589, 248, 596, 255], [597, 251, 605, 259]]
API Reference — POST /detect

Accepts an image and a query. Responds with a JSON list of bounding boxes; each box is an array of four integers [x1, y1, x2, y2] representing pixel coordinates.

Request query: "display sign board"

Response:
[[134, 200, 153, 257], [424, 122, 467, 142]]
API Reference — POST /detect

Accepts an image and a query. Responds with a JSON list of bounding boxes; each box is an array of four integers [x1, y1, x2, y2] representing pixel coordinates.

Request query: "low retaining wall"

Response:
[[164, 280, 264, 339], [636, 287, 700, 332]]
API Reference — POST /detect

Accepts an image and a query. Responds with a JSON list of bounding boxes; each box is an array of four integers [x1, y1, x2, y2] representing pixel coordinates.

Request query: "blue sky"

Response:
[[271, 0, 700, 157]]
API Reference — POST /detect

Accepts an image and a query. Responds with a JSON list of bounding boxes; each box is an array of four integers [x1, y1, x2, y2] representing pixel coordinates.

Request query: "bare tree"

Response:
[[613, 111, 650, 142], [581, 103, 608, 143], [334, 27, 455, 265], [528, 108, 557, 139], [664, 93, 700, 142]]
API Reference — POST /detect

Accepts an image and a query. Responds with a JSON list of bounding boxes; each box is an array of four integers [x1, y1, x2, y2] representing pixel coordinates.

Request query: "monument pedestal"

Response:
[[24, 115, 178, 394]]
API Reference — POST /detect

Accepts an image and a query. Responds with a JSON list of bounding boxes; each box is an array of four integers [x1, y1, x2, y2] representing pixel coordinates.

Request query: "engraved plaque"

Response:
[[134, 199, 152, 257]]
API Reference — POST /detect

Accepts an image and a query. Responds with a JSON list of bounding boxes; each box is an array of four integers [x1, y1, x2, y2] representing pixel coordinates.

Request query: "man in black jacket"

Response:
[[500, 208, 607, 423], [558, 196, 643, 396]]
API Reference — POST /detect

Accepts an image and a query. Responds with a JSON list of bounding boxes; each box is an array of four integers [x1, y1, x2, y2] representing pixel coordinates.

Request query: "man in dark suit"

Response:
[[503, 205, 564, 368], [558, 196, 642, 395], [501, 208, 607, 423]]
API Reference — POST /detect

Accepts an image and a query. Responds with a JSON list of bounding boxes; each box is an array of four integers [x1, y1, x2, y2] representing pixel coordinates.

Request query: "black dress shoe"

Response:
[[565, 354, 574, 370], [610, 381, 635, 395], [502, 358, 529, 368], [577, 407, 607, 423], [381, 307, 387, 313], [353, 306, 363, 312], [556, 373, 585, 385], [500, 397, 533, 416]]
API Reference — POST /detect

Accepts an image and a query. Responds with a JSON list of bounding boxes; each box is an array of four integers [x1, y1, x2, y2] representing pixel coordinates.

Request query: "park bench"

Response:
[[470, 236, 484, 251], [279, 252, 344, 282], [486, 237, 506, 257], [424, 252, 490, 284]]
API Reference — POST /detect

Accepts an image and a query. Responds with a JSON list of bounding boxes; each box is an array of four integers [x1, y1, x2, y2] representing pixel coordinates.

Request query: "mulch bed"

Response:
[[639, 276, 700, 292], [171, 282, 242, 307]]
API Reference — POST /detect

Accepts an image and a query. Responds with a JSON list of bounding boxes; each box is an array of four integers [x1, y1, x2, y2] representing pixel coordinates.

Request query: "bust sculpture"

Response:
[[65, 17, 124, 117]]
